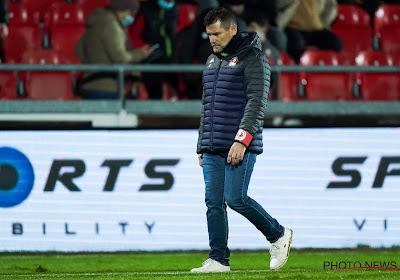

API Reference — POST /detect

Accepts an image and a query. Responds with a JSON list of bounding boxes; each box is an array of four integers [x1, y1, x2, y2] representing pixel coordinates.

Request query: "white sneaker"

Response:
[[190, 258, 231, 273], [269, 227, 293, 270]]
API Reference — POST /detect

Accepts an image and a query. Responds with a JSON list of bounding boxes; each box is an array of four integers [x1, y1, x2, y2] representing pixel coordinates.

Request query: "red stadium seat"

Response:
[[44, 2, 86, 63], [21, 49, 79, 100], [21, 49, 73, 64], [354, 51, 399, 100], [77, 0, 111, 16], [9, 0, 110, 16], [24, 72, 76, 100], [331, 5, 372, 61], [8, 0, 54, 19], [7, 2, 41, 24], [4, 4, 41, 63], [177, 4, 197, 32], [0, 72, 18, 99], [50, 28, 84, 63], [277, 52, 298, 101], [74, 0, 110, 5], [299, 50, 352, 101], [374, 5, 400, 55], [390, 52, 400, 65]]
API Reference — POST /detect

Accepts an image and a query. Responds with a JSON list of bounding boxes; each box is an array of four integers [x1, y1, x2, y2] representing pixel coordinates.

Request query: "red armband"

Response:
[[234, 129, 253, 147]]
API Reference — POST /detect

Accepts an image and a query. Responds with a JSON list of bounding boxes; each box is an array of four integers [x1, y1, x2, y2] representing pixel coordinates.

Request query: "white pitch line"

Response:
[[0, 270, 276, 278]]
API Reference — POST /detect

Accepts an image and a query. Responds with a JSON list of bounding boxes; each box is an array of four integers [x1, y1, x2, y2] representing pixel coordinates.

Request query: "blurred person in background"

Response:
[[246, 11, 279, 65], [219, 0, 247, 32], [74, 0, 153, 99], [246, 11, 280, 100], [192, 7, 293, 273], [244, 0, 288, 52], [0, 0, 8, 62], [175, 7, 213, 99], [277, 0, 343, 63], [129, 0, 179, 99]]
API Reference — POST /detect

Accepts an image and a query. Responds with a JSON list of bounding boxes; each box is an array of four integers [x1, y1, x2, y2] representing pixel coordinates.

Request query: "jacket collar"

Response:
[[213, 32, 261, 59], [214, 33, 241, 59]]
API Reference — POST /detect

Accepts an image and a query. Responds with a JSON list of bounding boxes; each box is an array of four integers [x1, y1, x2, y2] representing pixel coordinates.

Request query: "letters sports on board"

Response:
[[0, 129, 399, 251]]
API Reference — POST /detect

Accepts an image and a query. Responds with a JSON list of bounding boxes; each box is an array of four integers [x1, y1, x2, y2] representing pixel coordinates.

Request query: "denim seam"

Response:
[[212, 154, 228, 263], [241, 154, 281, 235], [205, 154, 228, 263], [222, 160, 228, 261]]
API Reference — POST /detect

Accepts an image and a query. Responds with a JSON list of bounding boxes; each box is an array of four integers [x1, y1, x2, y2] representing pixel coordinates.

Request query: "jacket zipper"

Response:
[[210, 58, 222, 152]]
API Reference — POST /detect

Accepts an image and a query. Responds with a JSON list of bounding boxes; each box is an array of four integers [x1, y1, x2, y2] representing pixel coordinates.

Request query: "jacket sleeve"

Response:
[[196, 88, 205, 154], [236, 50, 270, 146], [276, 0, 300, 29], [101, 21, 145, 64], [320, 0, 338, 28], [74, 36, 85, 62]]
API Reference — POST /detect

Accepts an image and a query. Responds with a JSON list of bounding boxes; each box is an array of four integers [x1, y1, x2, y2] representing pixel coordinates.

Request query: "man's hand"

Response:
[[198, 154, 203, 167], [227, 142, 246, 165]]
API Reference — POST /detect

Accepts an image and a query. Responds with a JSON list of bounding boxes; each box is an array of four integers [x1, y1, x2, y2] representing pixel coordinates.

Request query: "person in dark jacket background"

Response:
[[174, 7, 213, 99], [244, 0, 288, 52], [191, 7, 293, 273], [0, 0, 8, 62], [245, 11, 279, 65], [129, 0, 178, 99]]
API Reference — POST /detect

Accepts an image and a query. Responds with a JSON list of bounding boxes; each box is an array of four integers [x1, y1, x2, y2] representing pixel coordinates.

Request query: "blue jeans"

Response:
[[202, 152, 284, 266], [80, 89, 119, 100]]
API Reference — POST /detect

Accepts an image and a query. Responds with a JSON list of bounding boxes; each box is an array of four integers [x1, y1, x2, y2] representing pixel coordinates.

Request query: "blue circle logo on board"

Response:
[[0, 147, 34, 208]]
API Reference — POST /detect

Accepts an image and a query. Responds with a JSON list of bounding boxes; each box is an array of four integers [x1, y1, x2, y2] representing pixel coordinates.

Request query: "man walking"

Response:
[[192, 7, 292, 273]]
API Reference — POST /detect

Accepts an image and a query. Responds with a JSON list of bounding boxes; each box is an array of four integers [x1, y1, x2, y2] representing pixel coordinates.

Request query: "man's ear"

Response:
[[230, 24, 238, 36]]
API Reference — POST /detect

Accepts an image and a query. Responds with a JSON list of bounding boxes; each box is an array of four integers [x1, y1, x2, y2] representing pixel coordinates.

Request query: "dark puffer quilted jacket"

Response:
[[197, 32, 271, 155]]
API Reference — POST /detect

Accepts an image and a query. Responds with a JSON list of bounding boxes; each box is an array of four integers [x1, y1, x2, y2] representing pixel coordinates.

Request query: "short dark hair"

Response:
[[203, 7, 237, 30]]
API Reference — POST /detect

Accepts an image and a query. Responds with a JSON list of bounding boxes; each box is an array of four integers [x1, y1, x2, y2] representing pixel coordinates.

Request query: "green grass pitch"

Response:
[[1, 248, 400, 279]]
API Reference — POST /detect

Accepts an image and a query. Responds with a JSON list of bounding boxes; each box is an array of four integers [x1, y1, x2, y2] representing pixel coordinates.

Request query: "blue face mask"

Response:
[[121, 15, 134, 26], [158, 0, 175, 10]]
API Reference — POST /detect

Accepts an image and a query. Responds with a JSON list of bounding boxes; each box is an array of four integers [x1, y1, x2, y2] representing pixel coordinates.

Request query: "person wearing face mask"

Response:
[[243, 0, 288, 52], [246, 11, 280, 100], [246, 11, 279, 66], [74, 0, 153, 99], [128, 0, 178, 99]]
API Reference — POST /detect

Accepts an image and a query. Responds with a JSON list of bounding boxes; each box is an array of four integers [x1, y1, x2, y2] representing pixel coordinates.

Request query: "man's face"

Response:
[[206, 20, 237, 53]]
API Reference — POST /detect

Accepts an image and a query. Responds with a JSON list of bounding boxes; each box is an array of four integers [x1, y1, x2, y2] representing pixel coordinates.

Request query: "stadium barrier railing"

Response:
[[0, 64, 399, 128], [0, 64, 399, 100]]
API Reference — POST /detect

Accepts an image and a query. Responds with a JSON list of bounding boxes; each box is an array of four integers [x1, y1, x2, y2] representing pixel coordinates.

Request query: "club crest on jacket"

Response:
[[229, 57, 238, 66]]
